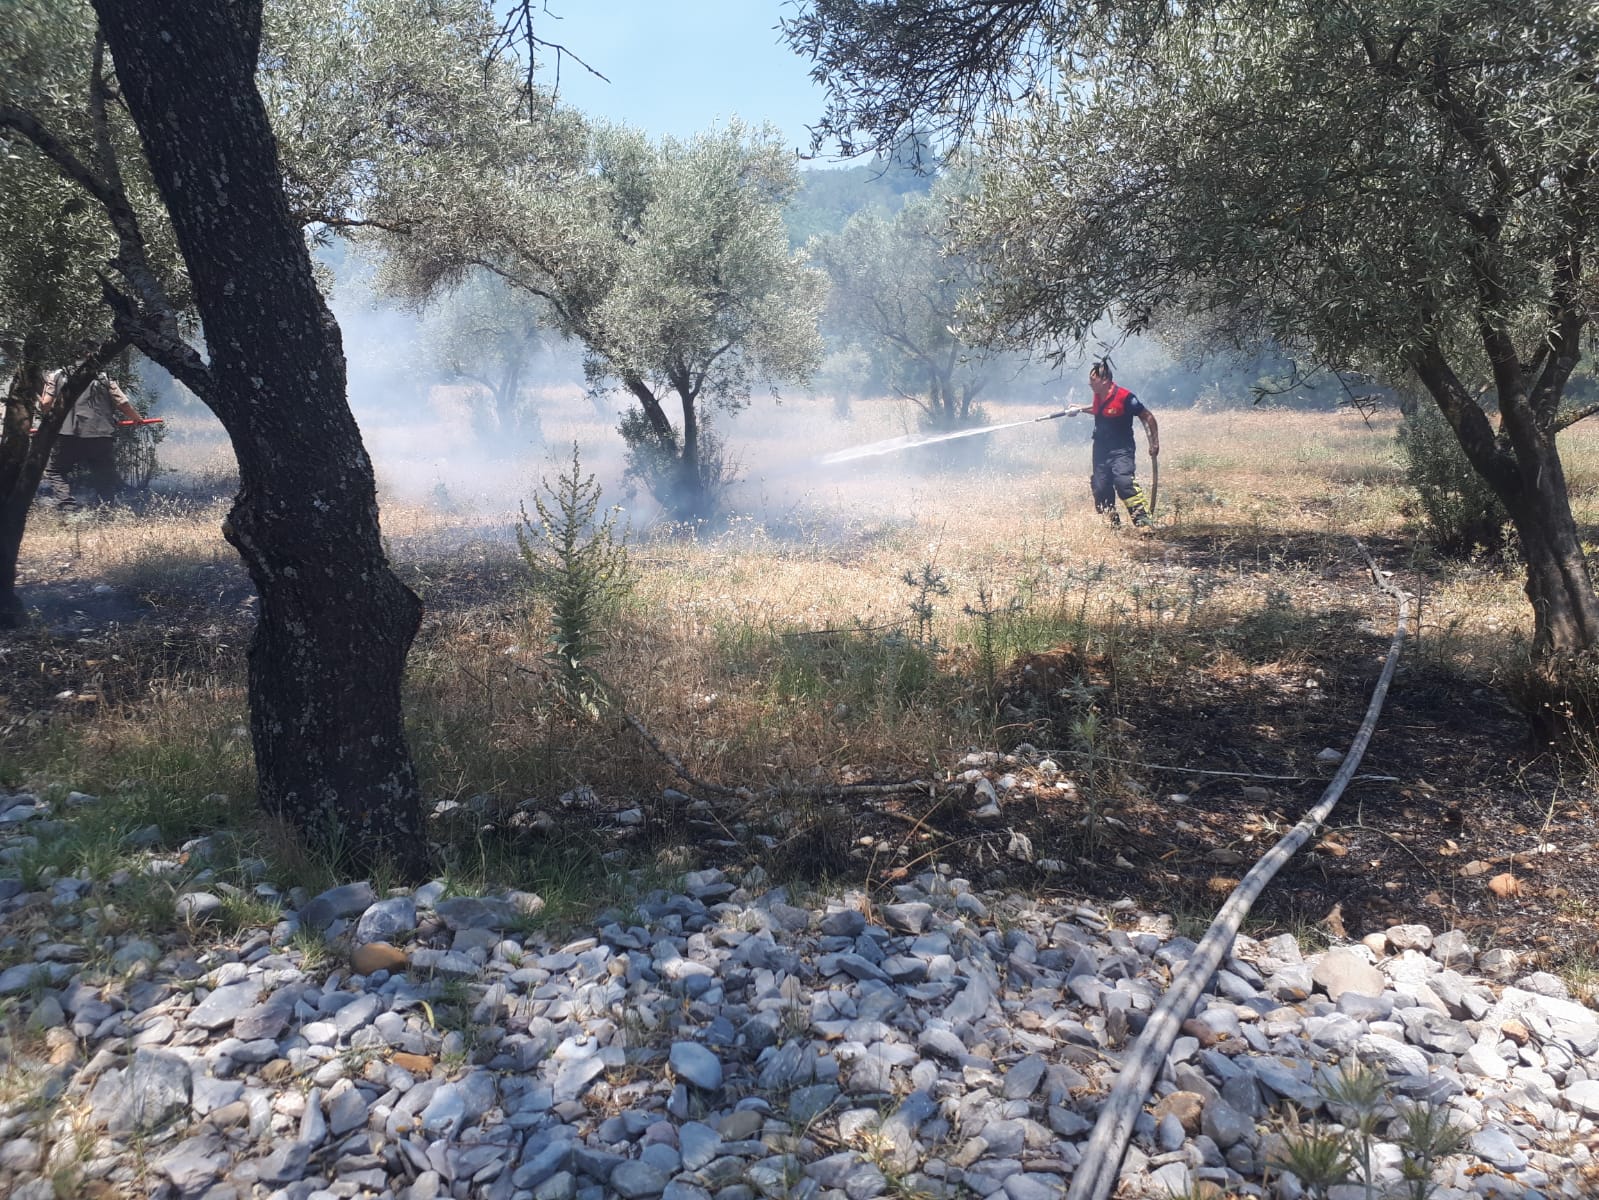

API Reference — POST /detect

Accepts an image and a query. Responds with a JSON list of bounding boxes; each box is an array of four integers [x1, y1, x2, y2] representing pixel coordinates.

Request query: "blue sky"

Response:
[[533, 1, 840, 160]]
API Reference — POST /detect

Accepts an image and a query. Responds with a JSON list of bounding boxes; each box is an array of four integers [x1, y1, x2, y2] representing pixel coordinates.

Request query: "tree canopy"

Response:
[[783, 0, 1071, 160], [783, 153, 934, 247], [379, 117, 826, 519], [260, 0, 551, 234], [793, 0, 1599, 662]]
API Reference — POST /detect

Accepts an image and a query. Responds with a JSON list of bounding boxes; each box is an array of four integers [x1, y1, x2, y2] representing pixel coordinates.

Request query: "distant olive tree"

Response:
[[379, 118, 827, 521], [0, 147, 117, 626], [411, 272, 553, 447], [809, 176, 1000, 430]]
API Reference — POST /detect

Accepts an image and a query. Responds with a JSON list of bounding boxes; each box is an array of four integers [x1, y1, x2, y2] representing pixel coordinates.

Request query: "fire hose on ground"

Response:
[[1064, 541, 1410, 1200]]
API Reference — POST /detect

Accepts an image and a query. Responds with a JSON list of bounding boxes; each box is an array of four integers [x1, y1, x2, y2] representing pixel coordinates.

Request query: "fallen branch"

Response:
[[623, 711, 745, 800], [623, 710, 931, 803], [820, 779, 935, 798], [1066, 541, 1410, 1200]]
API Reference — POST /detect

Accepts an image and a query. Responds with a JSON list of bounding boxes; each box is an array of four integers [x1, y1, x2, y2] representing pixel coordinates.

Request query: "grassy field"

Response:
[[4, 393, 1598, 976]]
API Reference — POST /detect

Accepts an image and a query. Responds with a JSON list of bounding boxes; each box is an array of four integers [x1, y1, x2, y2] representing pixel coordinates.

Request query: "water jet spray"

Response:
[[816, 407, 1075, 467], [816, 398, 1161, 521]]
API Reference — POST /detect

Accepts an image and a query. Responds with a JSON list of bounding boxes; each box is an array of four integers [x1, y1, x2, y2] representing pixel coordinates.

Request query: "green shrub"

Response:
[[617, 409, 736, 521], [1395, 401, 1509, 555], [113, 412, 166, 494], [1515, 648, 1599, 750]]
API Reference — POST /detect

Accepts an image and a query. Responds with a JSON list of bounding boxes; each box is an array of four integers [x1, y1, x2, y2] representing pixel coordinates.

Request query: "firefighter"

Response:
[[1069, 361, 1159, 527], [38, 365, 141, 509]]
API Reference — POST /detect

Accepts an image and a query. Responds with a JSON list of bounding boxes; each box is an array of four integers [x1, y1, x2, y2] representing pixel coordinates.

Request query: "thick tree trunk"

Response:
[[622, 374, 709, 520], [1414, 347, 1599, 659], [95, 0, 430, 879], [625, 374, 676, 445], [0, 363, 44, 629], [496, 358, 523, 438], [925, 367, 965, 429], [928, 374, 947, 427], [0, 504, 25, 629], [677, 391, 708, 521], [1499, 349, 1599, 658], [960, 377, 985, 422], [1500, 435, 1599, 658]]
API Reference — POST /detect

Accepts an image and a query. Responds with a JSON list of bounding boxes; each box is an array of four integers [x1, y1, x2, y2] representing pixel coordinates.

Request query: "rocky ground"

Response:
[[1, 787, 1597, 1200]]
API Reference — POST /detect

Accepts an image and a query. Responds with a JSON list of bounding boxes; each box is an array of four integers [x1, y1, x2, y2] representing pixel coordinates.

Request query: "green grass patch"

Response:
[[717, 621, 944, 713], [96, 872, 181, 940], [436, 825, 642, 931], [14, 715, 254, 847], [403, 649, 572, 805], [287, 926, 334, 972], [214, 892, 281, 935]]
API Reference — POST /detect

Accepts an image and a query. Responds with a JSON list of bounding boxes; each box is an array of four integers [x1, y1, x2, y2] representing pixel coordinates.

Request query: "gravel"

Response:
[[0, 781, 1596, 1200]]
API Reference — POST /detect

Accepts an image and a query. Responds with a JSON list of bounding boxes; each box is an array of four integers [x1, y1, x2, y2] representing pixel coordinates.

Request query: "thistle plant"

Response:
[[901, 562, 950, 648], [1268, 1064, 1467, 1200], [963, 582, 1023, 701]]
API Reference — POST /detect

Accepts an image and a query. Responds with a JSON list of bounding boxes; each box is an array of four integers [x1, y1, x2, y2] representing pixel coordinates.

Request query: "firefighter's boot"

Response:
[[1124, 484, 1152, 528]]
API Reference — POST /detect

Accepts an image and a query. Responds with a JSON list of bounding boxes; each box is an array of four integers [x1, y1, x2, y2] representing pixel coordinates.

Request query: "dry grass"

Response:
[[9, 394, 1599, 897]]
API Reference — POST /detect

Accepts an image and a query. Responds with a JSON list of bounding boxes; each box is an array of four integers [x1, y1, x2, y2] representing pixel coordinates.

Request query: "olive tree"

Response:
[[1, 0, 529, 875], [412, 272, 554, 446], [809, 178, 1000, 428], [792, 0, 1599, 666], [0, 116, 127, 625], [0, 5, 181, 626], [381, 119, 827, 521]]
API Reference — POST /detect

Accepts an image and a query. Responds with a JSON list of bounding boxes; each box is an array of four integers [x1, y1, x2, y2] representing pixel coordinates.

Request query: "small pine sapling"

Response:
[[517, 443, 632, 717], [963, 582, 1023, 700], [1268, 1064, 1468, 1200]]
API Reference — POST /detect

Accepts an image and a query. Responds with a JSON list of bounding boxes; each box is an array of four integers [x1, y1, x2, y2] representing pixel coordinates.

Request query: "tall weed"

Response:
[[518, 443, 633, 717]]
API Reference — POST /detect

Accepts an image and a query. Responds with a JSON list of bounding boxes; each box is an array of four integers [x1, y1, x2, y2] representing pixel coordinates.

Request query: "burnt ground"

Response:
[[0, 563, 252, 727], [3, 524, 1595, 978], [845, 529, 1599, 977]]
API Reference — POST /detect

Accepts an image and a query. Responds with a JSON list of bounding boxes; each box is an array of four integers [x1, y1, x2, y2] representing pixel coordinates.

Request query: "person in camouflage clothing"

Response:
[[39, 368, 141, 508]]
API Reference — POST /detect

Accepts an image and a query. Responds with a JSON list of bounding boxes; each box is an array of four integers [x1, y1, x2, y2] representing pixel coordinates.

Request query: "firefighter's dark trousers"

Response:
[[41, 436, 119, 508], [1090, 444, 1150, 526]]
